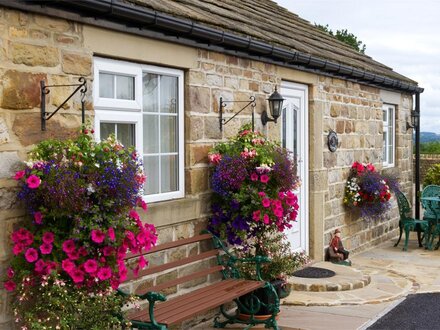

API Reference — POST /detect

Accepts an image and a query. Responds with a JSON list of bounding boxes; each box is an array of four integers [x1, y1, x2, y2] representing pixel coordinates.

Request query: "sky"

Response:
[[275, 0, 440, 134]]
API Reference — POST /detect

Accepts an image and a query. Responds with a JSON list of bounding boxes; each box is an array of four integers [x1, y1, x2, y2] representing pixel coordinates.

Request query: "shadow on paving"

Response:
[[368, 293, 440, 330]]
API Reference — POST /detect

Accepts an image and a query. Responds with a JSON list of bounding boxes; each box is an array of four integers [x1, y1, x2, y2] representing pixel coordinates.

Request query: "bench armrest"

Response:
[[207, 231, 271, 281]]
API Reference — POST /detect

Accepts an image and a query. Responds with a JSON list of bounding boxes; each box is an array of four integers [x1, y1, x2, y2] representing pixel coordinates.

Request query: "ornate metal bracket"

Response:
[[219, 96, 256, 131], [40, 77, 87, 131]]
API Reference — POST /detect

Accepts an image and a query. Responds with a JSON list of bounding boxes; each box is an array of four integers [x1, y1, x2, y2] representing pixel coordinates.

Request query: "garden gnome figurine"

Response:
[[328, 228, 350, 263]]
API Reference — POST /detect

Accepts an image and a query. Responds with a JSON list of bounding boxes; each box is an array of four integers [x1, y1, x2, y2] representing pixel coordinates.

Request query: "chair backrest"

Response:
[[396, 190, 412, 221], [421, 185, 440, 220]]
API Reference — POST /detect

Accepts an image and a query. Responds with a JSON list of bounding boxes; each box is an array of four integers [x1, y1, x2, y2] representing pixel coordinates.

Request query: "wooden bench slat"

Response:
[[125, 249, 219, 282], [127, 279, 240, 321], [136, 265, 224, 295], [157, 281, 265, 324], [130, 279, 265, 325], [125, 233, 213, 260]]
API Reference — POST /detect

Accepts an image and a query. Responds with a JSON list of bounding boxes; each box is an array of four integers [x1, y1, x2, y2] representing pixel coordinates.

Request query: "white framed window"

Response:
[[382, 104, 395, 167], [93, 57, 184, 203]]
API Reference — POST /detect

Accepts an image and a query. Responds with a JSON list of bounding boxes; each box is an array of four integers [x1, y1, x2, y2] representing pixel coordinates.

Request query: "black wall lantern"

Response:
[[261, 87, 285, 126], [406, 109, 419, 130]]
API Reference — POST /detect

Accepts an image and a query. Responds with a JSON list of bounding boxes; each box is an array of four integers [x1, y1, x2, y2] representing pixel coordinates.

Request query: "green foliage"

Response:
[[424, 164, 440, 186], [236, 233, 310, 281], [419, 141, 440, 154], [315, 24, 366, 54]]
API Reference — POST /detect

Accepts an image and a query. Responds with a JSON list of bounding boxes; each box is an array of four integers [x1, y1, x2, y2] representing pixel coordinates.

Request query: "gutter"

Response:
[[9, 0, 423, 93]]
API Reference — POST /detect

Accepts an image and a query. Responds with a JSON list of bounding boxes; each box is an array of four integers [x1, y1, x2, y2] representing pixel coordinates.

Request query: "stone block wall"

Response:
[[309, 76, 413, 255]]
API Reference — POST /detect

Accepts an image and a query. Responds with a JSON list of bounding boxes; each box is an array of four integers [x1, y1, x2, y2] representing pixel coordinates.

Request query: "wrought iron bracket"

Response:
[[40, 77, 87, 131], [219, 96, 256, 131]]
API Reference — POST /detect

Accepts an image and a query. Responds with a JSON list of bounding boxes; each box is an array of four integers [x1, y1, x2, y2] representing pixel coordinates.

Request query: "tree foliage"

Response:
[[315, 24, 366, 54], [419, 142, 440, 154]]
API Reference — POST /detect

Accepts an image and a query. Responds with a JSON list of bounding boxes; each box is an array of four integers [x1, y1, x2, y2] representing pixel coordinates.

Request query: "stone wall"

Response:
[[309, 77, 413, 255]]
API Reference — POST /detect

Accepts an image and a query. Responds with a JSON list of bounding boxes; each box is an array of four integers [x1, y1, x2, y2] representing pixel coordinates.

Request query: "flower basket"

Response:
[[4, 128, 157, 329], [207, 125, 300, 248], [344, 162, 399, 220]]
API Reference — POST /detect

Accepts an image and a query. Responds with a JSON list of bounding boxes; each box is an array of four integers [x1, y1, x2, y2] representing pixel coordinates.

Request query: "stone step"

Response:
[[288, 261, 370, 292]]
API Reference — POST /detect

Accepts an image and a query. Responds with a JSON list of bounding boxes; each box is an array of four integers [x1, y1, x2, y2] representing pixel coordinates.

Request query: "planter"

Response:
[[238, 311, 280, 322], [238, 279, 289, 316]]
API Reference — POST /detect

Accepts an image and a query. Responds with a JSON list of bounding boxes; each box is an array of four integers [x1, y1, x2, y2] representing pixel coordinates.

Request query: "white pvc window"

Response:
[[94, 57, 184, 203], [382, 104, 395, 167]]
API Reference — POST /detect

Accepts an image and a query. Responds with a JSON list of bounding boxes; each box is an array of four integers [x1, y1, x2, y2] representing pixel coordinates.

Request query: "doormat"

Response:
[[367, 293, 440, 330], [292, 267, 336, 278]]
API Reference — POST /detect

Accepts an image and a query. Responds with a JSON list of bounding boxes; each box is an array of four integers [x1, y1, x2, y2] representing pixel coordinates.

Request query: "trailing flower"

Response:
[[344, 161, 399, 220], [4, 128, 157, 329], [208, 124, 300, 247]]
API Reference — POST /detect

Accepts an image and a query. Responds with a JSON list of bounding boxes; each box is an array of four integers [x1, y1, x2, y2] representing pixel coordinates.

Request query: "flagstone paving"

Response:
[[195, 234, 440, 329]]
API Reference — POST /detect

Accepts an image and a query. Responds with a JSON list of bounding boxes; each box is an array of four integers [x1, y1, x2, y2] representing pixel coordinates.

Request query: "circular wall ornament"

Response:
[[328, 130, 338, 152]]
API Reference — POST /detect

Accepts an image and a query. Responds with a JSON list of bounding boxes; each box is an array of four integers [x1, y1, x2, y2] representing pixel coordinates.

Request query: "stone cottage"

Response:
[[0, 0, 422, 327]]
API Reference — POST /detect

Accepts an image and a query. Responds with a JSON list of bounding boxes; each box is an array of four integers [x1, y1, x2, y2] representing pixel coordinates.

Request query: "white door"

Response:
[[280, 82, 308, 253]]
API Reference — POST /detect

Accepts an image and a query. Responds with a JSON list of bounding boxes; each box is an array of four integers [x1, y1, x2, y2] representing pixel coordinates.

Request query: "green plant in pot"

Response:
[[236, 233, 310, 315]]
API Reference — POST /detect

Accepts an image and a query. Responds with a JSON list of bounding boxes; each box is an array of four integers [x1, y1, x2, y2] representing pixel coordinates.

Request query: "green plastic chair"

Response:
[[394, 190, 429, 251], [421, 185, 440, 249]]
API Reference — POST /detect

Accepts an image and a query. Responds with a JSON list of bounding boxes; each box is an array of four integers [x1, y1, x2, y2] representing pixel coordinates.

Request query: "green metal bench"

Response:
[[394, 190, 429, 251], [118, 232, 280, 329], [421, 185, 440, 250]]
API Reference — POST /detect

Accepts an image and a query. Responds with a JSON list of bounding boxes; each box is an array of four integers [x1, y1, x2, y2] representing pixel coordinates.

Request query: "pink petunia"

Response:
[[70, 269, 85, 283], [40, 243, 53, 255], [108, 227, 116, 241], [35, 259, 46, 273], [62, 259, 76, 273], [78, 246, 88, 257], [263, 214, 270, 224], [110, 279, 120, 290], [4, 280, 16, 292], [250, 173, 259, 181], [67, 250, 80, 261], [91, 229, 106, 244], [258, 192, 266, 197], [33, 212, 43, 225], [26, 175, 41, 189], [278, 192, 285, 200], [97, 267, 112, 281], [13, 170, 25, 180], [262, 198, 271, 208], [46, 261, 57, 272], [274, 208, 283, 218], [138, 255, 148, 269], [208, 153, 222, 164], [83, 259, 98, 274], [7, 267, 14, 278], [140, 199, 148, 211], [42, 232, 55, 244], [13, 244, 23, 256], [24, 248, 38, 263], [260, 174, 269, 184], [252, 210, 261, 222], [129, 209, 140, 221], [103, 246, 114, 257], [62, 239, 76, 254]]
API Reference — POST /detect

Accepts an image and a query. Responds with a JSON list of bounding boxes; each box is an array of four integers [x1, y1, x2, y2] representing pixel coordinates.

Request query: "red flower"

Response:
[[35, 259, 46, 273], [4, 280, 16, 292], [83, 259, 98, 274], [62, 239, 76, 254], [13, 170, 25, 180], [91, 229, 106, 244], [263, 214, 270, 224], [26, 175, 41, 189], [262, 198, 271, 208], [24, 248, 38, 263], [260, 174, 269, 184], [70, 268, 85, 283], [108, 227, 116, 241], [62, 259, 75, 273], [250, 173, 259, 181], [33, 212, 43, 225], [129, 209, 140, 221], [42, 232, 55, 244], [97, 267, 112, 281], [40, 243, 53, 255]]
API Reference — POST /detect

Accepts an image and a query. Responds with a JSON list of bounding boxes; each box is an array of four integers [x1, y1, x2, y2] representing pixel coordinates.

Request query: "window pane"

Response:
[[116, 75, 134, 100], [144, 156, 159, 195], [99, 73, 114, 98], [161, 155, 178, 193], [382, 110, 387, 123], [100, 123, 115, 140], [160, 76, 178, 113], [160, 115, 177, 153], [117, 123, 136, 147], [383, 132, 387, 161], [143, 114, 159, 153], [143, 73, 159, 113]]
